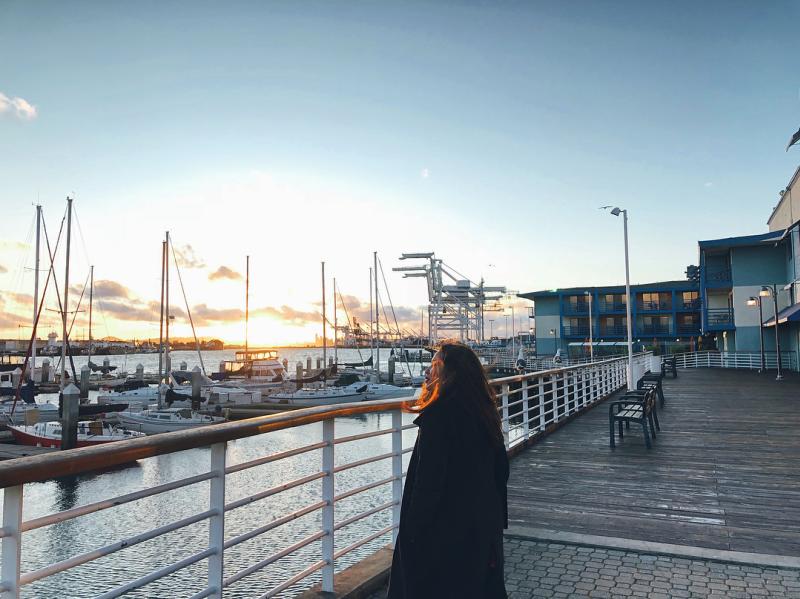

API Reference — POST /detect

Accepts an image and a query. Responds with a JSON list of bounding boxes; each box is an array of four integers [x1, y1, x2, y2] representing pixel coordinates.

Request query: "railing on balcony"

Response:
[[704, 268, 732, 285], [706, 307, 734, 328], [562, 302, 589, 315], [598, 300, 626, 313], [0, 354, 654, 599], [562, 324, 590, 337], [677, 299, 701, 311], [637, 324, 672, 335], [672, 351, 797, 371], [676, 322, 701, 335], [638, 301, 672, 312], [600, 325, 627, 336]]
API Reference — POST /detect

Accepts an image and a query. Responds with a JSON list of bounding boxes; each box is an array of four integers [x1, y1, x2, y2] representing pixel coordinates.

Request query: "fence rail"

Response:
[[672, 350, 797, 371], [0, 353, 654, 598]]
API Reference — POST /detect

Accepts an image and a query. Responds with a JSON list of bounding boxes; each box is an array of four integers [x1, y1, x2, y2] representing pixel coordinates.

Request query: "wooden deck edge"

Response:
[[296, 545, 393, 599], [505, 526, 800, 570]]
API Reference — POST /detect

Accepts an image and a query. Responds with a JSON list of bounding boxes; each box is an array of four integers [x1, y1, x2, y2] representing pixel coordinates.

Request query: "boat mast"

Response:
[[369, 267, 373, 366], [31, 204, 41, 377], [374, 252, 379, 380], [333, 277, 338, 366], [321, 261, 327, 381], [245, 255, 250, 355], [60, 197, 72, 393], [87, 265, 94, 365], [165, 231, 170, 378], [158, 240, 165, 386]]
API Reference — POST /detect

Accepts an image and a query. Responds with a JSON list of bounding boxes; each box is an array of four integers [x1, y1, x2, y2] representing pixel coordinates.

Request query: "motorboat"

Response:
[[8, 420, 146, 448], [97, 384, 169, 408], [270, 386, 366, 407], [116, 408, 225, 434], [341, 382, 416, 400], [211, 349, 289, 393], [0, 399, 60, 424]]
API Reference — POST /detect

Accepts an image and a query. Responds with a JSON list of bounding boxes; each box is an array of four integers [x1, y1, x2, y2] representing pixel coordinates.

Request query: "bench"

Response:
[[609, 386, 660, 449], [637, 372, 665, 408], [662, 356, 677, 379]]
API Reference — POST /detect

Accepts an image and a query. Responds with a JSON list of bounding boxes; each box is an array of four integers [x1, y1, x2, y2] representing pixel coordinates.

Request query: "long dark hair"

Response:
[[411, 341, 503, 446]]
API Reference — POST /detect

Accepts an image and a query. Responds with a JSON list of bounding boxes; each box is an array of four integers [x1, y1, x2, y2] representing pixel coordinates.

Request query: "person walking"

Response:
[[387, 341, 509, 599]]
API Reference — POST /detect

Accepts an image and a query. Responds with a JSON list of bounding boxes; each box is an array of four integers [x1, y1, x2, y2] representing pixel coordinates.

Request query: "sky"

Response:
[[1, 1, 799, 344]]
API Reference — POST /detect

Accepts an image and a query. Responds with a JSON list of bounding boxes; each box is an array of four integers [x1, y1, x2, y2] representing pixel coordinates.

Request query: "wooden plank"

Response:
[[508, 369, 800, 557]]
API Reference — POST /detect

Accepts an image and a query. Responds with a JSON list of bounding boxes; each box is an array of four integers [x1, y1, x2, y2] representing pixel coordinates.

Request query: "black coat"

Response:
[[387, 396, 510, 599]]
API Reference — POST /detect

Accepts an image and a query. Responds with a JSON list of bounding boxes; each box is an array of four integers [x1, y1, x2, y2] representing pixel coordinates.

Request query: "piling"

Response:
[[191, 366, 202, 400], [103, 357, 111, 371], [388, 357, 396, 384], [180, 361, 188, 371], [80, 365, 90, 399], [306, 357, 312, 371], [328, 357, 334, 367], [136, 363, 144, 380], [60, 383, 80, 450], [296, 362, 303, 390], [41, 359, 50, 383], [316, 357, 322, 370]]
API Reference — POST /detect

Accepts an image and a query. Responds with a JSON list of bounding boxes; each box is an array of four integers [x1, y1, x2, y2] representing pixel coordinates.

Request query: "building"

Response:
[[520, 279, 701, 357], [698, 229, 793, 354]]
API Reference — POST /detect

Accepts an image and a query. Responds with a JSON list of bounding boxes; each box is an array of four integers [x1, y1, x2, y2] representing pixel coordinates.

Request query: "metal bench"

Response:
[[662, 356, 677, 378], [609, 386, 659, 449], [638, 372, 665, 407]]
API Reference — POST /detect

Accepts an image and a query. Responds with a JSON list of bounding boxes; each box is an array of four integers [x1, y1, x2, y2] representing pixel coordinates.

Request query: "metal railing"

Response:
[[638, 301, 672, 312], [672, 351, 798, 371], [562, 302, 589, 315], [599, 325, 628, 336], [562, 324, 590, 338], [597, 300, 626, 313], [637, 324, 671, 336], [706, 308, 734, 327], [704, 268, 732, 284], [0, 354, 653, 598]]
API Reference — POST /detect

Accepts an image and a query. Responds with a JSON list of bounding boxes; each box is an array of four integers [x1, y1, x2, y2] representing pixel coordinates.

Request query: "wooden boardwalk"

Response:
[[508, 368, 800, 557]]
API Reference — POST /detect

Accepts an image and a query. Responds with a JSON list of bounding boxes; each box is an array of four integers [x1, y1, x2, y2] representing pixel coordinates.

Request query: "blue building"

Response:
[[520, 280, 701, 357]]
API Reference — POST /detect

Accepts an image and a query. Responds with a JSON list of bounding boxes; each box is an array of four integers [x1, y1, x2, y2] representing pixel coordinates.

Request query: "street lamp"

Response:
[[760, 285, 783, 380], [746, 296, 766, 373], [584, 290, 594, 361], [603, 206, 634, 389]]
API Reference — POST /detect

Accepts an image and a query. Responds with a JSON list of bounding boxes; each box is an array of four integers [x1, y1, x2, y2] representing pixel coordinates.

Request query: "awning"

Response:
[[763, 302, 800, 327]]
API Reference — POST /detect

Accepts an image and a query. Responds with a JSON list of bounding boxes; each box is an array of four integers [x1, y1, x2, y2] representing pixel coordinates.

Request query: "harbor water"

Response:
[[9, 349, 421, 598]]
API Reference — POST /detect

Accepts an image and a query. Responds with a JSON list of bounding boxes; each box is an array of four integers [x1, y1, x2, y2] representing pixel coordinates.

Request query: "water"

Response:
[[10, 349, 420, 598]]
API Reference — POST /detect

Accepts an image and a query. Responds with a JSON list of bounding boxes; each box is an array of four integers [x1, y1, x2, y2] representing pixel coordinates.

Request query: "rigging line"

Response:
[[378, 257, 412, 377], [41, 209, 79, 384], [66, 272, 90, 341], [11, 211, 36, 296], [72, 206, 94, 269], [336, 287, 365, 364], [11, 209, 65, 412], [169, 236, 206, 376]]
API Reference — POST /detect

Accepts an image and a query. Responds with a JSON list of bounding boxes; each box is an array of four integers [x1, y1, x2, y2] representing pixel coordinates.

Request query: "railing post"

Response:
[[1, 486, 23, 599], [537, 377, 546, 431], [521, 379, 530, 440], [208, 442, 226, 598], [321, 418, 335, 592], [391, 409, 403, 546], [501, 384, 510, 449]]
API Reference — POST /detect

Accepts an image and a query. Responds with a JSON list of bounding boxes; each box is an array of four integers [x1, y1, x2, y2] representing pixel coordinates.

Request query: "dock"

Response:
[[0, 431, 55, 459]]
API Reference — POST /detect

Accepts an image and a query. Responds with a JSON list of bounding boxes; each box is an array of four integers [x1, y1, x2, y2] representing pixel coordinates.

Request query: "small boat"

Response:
[[0, 400, 60, 424], [9, 420, 146, 448], [97, 384, 169, 408], [270, 386, 366, 406], [116, 408, 225, 434], [342, 382, 417, 400]]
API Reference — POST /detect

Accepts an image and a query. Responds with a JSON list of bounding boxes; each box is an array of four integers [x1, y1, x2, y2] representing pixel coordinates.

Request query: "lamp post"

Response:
[[585, 290, 594, 361], [746, 296, 766, 373], [760, 285, 783, 380], [603, 206, 634, 389]]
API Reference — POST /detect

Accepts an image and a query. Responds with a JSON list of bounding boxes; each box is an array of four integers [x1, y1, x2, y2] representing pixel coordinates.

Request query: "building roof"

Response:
[[767, 164, 800, 227], [519, 279, 697, 299], [698, 229, 786, 250]]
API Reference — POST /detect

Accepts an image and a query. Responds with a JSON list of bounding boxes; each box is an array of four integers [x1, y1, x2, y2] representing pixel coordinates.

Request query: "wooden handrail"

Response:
[[0, 398, 408, 489]]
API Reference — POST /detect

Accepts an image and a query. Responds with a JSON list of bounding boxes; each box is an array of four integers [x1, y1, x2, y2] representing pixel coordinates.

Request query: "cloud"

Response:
[[190, 304, 244, 325], [704, 182, 713, 188], [421, 168, 430, 179], [0, 240, 29, 251], [253, 305, 321, 327], [93, 280, 132, 300], [173, 244, 206, 269], [0, 92, 37, 120], [5, 292, 33, 306], [208, 266, 243, 281], [0, 265, 7, 274]]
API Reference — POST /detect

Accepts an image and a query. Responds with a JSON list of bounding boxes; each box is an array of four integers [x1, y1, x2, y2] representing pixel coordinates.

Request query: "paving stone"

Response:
[[367, 537, 800, 599]]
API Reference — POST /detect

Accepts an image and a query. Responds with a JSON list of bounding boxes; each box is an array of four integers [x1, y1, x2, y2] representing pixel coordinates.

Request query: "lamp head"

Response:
[[610, 207, 622, 216], [760, 286, 771, 297], [746, 297, 758, 307]]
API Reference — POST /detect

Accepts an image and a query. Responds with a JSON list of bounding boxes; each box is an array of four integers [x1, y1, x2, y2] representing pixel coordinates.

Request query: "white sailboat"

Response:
[[116, 408, 225, 435]]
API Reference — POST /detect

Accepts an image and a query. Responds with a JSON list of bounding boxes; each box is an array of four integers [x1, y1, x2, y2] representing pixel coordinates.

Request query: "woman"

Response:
[[387, 341, 509, 599]]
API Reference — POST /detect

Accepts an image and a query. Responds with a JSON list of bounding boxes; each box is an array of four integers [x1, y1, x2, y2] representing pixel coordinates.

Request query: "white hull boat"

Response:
[[116, 408, 225, 434], [9, 420, 146, 448], [270, 386, 366, 407]]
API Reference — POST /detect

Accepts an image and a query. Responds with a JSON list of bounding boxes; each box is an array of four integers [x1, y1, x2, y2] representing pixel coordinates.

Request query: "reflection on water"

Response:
[[9, 413, 416, 598]]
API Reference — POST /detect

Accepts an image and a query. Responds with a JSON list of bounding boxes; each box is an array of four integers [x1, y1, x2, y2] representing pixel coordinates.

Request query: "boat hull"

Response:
[[116, 414, 224, 434], [9, 427, 127, 448]]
